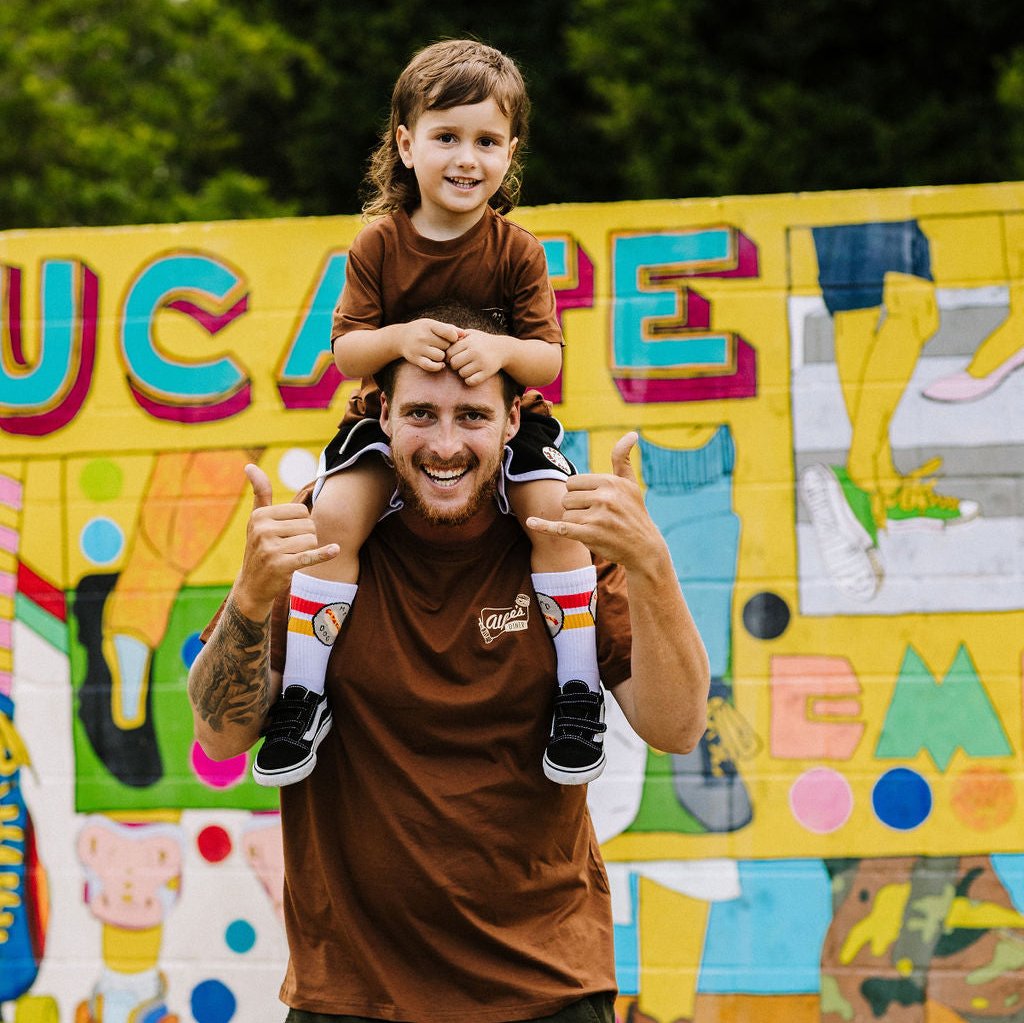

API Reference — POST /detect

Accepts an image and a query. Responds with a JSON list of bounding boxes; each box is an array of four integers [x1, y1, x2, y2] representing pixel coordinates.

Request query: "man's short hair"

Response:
[[375, 300, 522, 411]]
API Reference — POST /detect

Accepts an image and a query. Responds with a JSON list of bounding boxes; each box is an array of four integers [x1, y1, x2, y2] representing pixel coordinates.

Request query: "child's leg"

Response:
[[509, 477, 601, 693], [281, 460, 393, 695], [511, 478, 606, 785], [254, 459, 392, 788]]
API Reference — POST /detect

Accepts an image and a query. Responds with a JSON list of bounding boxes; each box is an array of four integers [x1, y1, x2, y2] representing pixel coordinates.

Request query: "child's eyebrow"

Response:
[[431, 122, 508, 143]]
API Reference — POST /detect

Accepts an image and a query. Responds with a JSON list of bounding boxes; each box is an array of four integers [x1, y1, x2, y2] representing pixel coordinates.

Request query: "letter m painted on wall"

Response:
[[611, 226, 758, 403]]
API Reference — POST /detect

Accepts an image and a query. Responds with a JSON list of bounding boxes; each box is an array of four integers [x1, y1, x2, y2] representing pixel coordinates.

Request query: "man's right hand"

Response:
[[234, 465, 339, 619]]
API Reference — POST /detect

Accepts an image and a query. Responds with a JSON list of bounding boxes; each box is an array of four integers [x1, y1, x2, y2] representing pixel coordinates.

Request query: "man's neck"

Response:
[[397, 502, 500, 546]]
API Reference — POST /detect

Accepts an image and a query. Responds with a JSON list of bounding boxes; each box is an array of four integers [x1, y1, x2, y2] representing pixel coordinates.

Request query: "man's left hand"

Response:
[[526, 432, 666, 570]]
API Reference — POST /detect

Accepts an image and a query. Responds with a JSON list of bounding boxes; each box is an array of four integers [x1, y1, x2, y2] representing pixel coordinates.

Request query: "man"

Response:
[[188, 357, 710, 1023]]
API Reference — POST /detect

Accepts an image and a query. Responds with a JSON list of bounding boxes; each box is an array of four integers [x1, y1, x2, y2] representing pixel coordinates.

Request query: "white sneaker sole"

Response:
[[543, 751, 606, 786]]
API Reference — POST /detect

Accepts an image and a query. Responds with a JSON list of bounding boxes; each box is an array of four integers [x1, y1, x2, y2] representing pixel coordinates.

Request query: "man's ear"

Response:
[[379, 393, 392, 438], [504, 396, 521, 444]]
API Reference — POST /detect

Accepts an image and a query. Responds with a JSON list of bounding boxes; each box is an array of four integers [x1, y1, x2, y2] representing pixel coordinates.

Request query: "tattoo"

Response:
[[188, 596, 272, 732]]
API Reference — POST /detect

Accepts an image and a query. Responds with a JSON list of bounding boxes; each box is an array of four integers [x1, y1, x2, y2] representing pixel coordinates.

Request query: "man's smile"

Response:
[[422, 464, 470, 487], [415, 452, 479, 490]]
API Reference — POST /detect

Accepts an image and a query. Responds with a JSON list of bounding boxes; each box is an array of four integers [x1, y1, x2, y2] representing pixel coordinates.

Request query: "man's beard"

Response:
[[394, 451, 501, 526]]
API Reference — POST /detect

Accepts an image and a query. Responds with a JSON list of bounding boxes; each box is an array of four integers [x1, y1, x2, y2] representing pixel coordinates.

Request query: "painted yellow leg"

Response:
[[839, 273, 938, 513], [637, 876, 710, 1023], [968, 214, 1024, 377], [102, 449, 252, 727]]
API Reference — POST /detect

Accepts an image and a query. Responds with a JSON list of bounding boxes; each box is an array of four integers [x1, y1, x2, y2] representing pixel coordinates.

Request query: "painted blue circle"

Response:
[[190, 979, 236, 1023], [80, 517, 124, 566], [872, 767, 932, 831], [182, 631, 204, 668], [225, 918, 256, 953]]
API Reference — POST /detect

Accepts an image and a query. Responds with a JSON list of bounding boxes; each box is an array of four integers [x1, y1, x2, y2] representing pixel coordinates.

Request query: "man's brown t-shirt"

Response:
[[272, 511, 631, 1021]]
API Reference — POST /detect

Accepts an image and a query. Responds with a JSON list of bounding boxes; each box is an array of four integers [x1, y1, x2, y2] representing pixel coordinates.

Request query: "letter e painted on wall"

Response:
[[770, 655, 865, 760], [611, 227, 758, 403]]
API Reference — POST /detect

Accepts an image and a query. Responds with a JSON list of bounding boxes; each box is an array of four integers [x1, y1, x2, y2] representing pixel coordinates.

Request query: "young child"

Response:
[[252, 39, 606, 789]]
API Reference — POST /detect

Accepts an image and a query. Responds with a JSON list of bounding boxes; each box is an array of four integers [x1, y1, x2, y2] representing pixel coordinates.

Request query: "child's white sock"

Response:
[[532, 566, 600, 692], [282, 573, 358, 696]]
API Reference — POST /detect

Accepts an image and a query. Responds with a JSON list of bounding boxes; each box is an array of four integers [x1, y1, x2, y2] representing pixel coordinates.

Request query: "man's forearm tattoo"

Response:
[[189, 596, 272, 732]]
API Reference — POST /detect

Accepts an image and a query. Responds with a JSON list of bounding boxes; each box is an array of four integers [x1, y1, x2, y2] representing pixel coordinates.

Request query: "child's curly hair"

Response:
[[362, 39, 530, 220]]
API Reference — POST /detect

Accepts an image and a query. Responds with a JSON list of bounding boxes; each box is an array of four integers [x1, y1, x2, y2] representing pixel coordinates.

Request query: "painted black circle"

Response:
[[742, 591, 790, 640]]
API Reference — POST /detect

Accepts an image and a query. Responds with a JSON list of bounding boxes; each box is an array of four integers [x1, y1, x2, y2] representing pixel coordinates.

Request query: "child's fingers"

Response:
[[525, 515, 577, 539]]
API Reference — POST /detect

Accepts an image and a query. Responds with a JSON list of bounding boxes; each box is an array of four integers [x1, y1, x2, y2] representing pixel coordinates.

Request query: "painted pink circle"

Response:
[[191, 740, 248, 789], [789, 767, 853, 834]]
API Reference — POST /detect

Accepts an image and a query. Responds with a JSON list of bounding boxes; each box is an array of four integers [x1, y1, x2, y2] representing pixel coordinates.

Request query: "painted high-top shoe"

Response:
[[0, 693, 48, 1003], [75, 968, 179, 1023], [639, 429, 754, 834], [74, 574, 163, 788]]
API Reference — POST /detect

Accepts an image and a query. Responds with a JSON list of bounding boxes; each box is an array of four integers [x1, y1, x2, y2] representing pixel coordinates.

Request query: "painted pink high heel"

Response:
[[922, 346, 1024, 402]]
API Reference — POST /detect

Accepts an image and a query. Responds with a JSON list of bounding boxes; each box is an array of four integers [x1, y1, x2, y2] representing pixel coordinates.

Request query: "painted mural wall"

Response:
[[1, 181, 1022, 1022]]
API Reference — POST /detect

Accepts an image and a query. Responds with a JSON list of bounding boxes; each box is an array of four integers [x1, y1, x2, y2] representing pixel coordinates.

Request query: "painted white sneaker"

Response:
[[799, 464, 883, 601]]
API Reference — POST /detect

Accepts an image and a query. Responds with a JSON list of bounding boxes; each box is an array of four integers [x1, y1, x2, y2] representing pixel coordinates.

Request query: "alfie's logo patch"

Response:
[[478, 593, 531, 644], [312, 602, 351, 645], [542, 446, 572, 474]]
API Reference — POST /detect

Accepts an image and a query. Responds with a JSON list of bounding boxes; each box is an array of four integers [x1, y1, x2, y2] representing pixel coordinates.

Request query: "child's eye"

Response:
[[478, 137, 497, 148], [437, 132, 456, 144]]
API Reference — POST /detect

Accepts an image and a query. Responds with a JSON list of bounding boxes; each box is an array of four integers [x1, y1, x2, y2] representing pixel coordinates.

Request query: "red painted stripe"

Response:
[[17, 562, 67, 622], [552, 590, 593, 610]]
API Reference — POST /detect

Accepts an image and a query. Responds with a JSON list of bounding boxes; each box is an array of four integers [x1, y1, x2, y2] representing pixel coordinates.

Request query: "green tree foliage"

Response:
[[242, 0, 611, 212], [4, 0, 1024, 227], [566, 0, 1024, 198], [0, 0, 318, 226]]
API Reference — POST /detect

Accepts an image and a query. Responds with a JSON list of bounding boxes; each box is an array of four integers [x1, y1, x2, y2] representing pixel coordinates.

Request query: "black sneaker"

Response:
[[542, 680, 607, 785], [252, 685, 333, 788]]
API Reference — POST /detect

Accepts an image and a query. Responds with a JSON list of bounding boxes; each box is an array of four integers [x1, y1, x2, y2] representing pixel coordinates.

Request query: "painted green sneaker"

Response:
[[884, 458, 980, 531]]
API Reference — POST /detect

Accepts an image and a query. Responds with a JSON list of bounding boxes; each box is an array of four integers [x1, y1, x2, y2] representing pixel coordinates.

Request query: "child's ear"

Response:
[[396, 125, 415, 168]]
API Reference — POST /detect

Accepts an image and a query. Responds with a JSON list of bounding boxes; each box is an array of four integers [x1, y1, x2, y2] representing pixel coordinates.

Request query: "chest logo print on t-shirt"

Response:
[[478, 593, 531, 644]]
